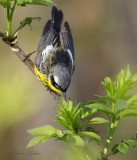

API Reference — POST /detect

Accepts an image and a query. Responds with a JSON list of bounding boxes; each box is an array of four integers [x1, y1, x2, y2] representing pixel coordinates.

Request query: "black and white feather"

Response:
[[35, 6, 75, 94], [35, 6, 74, 73]]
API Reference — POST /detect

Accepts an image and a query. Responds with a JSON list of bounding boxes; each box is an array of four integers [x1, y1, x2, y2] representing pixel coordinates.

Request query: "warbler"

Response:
[[34, 6, 75, 98]]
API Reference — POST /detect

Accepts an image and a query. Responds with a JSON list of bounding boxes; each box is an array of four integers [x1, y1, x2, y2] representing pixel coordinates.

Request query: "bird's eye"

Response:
[[50, 75, 60, 90]]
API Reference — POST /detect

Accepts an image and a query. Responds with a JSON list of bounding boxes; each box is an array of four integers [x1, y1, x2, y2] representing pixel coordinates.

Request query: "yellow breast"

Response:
[[34, 65, 62, 95], [34, 65, 47, 86]]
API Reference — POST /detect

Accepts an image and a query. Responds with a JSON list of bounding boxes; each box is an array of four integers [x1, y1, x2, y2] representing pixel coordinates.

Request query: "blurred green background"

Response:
[[0, 0, 137, 160]]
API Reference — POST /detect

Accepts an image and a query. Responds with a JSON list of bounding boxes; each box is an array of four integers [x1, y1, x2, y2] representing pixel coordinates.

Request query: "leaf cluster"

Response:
[[27, 66, 137, 159], [0, 0, 54, 8], [111, 135, 137, 155], [0, 0, 54, 40], [85, 66, 137, 119], [27, 98, 108, 148]]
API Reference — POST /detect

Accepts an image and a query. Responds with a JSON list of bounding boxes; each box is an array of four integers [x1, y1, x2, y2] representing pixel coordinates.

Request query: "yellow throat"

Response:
[[34, 65, 61, 95]]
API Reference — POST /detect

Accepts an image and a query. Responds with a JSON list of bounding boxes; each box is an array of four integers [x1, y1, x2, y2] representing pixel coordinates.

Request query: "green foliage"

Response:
[[111, 135, 137, 155], [85, 66, 137, 120], [55, 99, 82, 131], [102, 65, 137, 99], [27, 66, 137, 160], [27, 99, 103, 149], [14, 17, 41, 34], [17, 0, 54, 6], [27, 125, 63, 147], [0, 0, 54, 40], [87, 117, 109, 124], [0, 0, 8, 7]]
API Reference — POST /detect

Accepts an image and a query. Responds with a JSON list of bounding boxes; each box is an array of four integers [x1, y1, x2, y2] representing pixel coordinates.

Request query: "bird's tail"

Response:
[[52, 6, 63, 33]]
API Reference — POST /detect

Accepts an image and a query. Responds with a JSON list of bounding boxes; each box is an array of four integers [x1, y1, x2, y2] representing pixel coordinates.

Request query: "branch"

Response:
[[0, 30, 59, 101], [1, 31, 34, 73]]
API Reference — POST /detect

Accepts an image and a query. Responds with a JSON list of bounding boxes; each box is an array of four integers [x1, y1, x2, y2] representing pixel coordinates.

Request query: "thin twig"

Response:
[[10, 44, 35, 73], [1, 31, 34, 73], [0, 30, 59, 101]]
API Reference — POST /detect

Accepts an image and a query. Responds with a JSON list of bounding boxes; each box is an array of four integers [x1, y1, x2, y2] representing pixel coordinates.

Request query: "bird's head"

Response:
[[47, 65, 71, 98]]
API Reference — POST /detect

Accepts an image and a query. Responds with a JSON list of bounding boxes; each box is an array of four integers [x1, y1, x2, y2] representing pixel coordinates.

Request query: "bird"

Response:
[[34, 6, 75, 99]]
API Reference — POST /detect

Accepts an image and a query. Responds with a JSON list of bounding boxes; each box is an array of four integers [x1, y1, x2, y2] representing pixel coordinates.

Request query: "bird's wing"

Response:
[[60, 22, 75, 74], [35, 20, 58, 72], [35, 6, 63, 72]]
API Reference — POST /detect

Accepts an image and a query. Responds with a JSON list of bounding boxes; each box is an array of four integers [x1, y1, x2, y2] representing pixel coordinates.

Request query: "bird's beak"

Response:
[[51, 92, 66, 102]]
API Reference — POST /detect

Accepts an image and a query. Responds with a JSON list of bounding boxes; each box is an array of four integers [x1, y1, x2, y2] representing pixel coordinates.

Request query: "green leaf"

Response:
[[27, 125, 64, 148], [115, 66, 136, 98], [126, 139, 137, 148], [56, 98, 81, 131], [87, 117, 109, 124], [98, 95, 115, 103], [116, 66, 130, 84], [60, 130, 84, 146], [68, 100, 73, 111], [102, 65, 137, 99], [15, 17, 41, 33], [131, 74, 137, 82], [117, 143, 129, 155], [27, 136, 48, 148], [118, 108, 137, 118], [27, 125, 63, 137], [116, 99, 127, 111], [85, 103, 113, 115], [0, 0, 9, 7], [102, 77, 115, 96], [81, 106, 97, 119], [17, 0, 54, 6], [111, 144, 119, 155], [127, 94, 137, 106], [112, 135, 137, 155], [80, 131, 100, 141], [70, 135, 85, 147]]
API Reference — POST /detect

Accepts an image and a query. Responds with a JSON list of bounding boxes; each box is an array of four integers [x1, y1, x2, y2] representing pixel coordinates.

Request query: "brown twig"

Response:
[[0, 30, 59, 101], [11, 44, 35, 73], [1, 31, 34, 74]]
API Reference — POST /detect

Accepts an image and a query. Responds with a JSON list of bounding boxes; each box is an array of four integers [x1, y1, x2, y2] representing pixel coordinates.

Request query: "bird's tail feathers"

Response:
[[52, 6, 63, 33]]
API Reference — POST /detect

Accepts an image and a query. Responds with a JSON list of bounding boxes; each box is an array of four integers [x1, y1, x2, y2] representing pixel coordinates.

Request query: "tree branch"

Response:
[[1, 31, 34, 74], [0, 30, 59, 101]]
